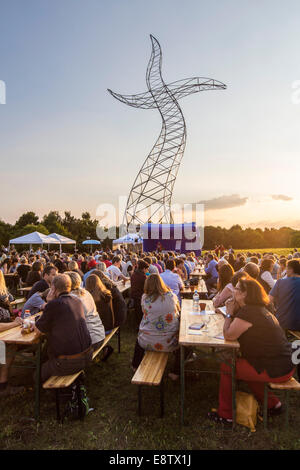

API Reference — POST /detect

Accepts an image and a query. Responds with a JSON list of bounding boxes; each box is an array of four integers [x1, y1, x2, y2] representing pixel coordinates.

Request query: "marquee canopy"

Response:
[[9, 231, 59, 246], [48, 233, 76, 245], [113, 233, 143, 245]]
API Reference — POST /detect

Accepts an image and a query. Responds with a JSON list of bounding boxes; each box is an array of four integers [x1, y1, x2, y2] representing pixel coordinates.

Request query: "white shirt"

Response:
[[261, 271, 276, 289], [107, 265, 123, 282]]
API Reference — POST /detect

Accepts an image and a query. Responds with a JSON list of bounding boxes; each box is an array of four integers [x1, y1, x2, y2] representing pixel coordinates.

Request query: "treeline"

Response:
[[202, 225, 300, 250], [0, 211, 100, 249], [0, 212, 300, 251]]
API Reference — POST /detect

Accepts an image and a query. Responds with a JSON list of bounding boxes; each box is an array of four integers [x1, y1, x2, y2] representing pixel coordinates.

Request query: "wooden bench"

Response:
[[43, 327, 120, 421], [11, 297, 26, 308], [288, 330, 300, 340], [131, 351, 169, 417], [263, 377, 300, 429]]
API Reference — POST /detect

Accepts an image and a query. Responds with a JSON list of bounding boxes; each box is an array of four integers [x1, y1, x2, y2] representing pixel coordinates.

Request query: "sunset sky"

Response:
[[1, 0, 300, 229]]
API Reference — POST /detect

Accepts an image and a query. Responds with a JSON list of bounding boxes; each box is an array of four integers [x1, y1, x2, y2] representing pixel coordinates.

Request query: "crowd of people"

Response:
[[0, 243, 300, 427]]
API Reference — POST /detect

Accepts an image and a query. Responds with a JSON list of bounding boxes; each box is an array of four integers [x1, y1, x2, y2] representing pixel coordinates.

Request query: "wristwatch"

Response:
[[225, 313, 232, 319]]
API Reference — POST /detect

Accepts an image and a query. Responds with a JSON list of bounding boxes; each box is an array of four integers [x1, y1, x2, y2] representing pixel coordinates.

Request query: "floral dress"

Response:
[[138, 291, 180, 352], [0, 293, 14, 322]]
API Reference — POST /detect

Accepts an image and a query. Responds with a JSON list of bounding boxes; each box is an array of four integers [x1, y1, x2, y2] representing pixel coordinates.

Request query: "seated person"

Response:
[[106, 256, 130, 283], [0, 271, 14, 321], [204, 254, 219, 290], [66, 272, 105, 352], [25, 261, 44, 287], [0, 316, 24, 396], [243, 262, 260, 280], [213, 263, 234, 308], [17, 257, 31, 284], [160, 259, 184, 306], [85, 274, 127, 331], [34, 274, 93, 382], [131, 274, 181, 379], [130, 260, 149, 323], [259, 259, 276, 293], [209, 275, 295, 425], [269, 259, 300, 330], [21, 288, 49, 317], [82, 259, 98, 286], [68, 260, 84, 279], [27, 265, 58, 299]]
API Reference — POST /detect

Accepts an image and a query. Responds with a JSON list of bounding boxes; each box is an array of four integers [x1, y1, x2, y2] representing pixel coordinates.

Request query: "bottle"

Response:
[[22, 310, 32, 334], [193, 290, 199, 310]]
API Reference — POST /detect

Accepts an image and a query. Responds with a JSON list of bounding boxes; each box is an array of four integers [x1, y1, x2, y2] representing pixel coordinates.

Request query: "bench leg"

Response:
[[55, 389, 61, 422], [285, 390, 289, 429], [117, 328, 121, 353], [34, 342, 42, 422], [160, 379, 164, 418], [138, 386, 142, 416], [263, 383, 268, 430]]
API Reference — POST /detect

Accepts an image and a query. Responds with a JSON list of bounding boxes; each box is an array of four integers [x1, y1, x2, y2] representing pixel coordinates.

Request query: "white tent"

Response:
[[47, 233, 76, 253], [113, 233, 143, 245], [9, 231, 59, 249]]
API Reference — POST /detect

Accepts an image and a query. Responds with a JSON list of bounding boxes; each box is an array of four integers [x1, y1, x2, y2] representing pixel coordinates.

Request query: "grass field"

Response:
[[234, 248, 299, 257], [1, 313, 300, 451], [202, 248, 300, 257]]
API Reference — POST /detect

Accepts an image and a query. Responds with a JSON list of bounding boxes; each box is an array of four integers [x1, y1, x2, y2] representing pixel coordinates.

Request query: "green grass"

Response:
[[1, 314, 300, 450], [202, 248, 299, 257]]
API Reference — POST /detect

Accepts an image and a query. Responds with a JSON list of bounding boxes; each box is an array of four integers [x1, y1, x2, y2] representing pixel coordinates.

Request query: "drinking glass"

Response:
[[202, 314, 211, 333]]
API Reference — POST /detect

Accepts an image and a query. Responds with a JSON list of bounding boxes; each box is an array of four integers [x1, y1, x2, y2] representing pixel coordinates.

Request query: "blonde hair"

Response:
[[97, 262, 107, 272], [144, 274, 170, 302], [68, 260, 79, 271], [65, 271, 84, 296], [0, 271, 8, 297], [85, 274, 112, 303]]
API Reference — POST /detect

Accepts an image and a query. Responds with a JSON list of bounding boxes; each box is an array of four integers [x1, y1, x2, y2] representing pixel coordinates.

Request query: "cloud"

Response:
[[271, 194, 293, 201], [197, 194, 248, 211]]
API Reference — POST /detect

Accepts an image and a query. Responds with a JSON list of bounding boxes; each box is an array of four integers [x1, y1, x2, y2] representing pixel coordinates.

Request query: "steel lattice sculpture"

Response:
[[108, 35, 226, 228]]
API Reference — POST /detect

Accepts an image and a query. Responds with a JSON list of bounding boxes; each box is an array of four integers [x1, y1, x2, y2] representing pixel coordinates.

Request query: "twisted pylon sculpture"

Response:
[[108, 35, 226, 228]]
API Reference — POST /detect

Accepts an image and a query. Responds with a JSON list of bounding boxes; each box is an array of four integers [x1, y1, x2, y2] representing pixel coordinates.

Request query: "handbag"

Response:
[[236, 391, 259, 432]]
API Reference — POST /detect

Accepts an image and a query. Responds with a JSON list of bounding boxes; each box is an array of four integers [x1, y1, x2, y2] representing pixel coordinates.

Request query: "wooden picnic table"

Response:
[[18, 286, 32, 293], [181, 279, 208, 298], [190, 269, 206, 278], [117, 280, 131, 294], [0, 313, 43, 420], [179, 299, 239, 427]]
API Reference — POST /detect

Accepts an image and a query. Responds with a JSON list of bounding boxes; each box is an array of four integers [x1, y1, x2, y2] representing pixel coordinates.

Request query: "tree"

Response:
[[42, 211, 72, 238], [15, 212, 39, 227]]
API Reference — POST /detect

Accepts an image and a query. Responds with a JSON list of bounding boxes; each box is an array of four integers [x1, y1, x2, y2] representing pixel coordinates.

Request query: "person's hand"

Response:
[[225, 297, 237, 316], [46, 286, 56, 302], [14, 316, 23, 326]]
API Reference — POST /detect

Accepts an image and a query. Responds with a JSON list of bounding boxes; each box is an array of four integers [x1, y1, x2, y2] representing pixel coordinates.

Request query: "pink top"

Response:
[[213, 283, 234, 308]]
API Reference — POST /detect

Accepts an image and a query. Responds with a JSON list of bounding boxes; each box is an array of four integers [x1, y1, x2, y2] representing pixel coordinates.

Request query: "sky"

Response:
[[1, 0, 300, 229]]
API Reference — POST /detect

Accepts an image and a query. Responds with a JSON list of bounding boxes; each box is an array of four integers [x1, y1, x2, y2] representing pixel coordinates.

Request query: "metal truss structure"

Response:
[[108, 35, 226, 228]]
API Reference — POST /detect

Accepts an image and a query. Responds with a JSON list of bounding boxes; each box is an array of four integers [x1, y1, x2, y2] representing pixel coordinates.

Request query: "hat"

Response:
[[88, 259, 97, 269]]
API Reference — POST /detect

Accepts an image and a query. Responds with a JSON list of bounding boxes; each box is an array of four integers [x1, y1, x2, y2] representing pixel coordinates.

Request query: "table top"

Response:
[[190, 269, 206, 277], [4, 273, 18, 277], [0, 313, 41, 345], [18, 287, 32, 292], [179, 299, 240, 349], [116, 280, 131, 293], [181, 279, 208, 297]]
